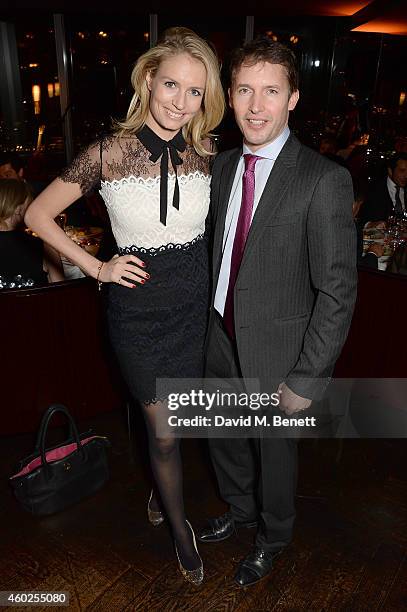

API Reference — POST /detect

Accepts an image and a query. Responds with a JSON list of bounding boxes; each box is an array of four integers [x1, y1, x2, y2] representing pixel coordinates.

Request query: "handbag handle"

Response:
[[36, 405, 84, 472], [34, 406, 76, 452]]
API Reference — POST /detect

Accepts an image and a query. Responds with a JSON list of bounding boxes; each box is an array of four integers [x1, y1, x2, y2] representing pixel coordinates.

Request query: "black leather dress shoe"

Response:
[[234, 547, 281, 587], [198, 512, 257, 543]]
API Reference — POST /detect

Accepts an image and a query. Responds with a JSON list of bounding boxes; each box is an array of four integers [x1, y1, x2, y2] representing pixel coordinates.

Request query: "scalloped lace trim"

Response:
[[101, 170, 210, 191], [118, 233, 205, 257]]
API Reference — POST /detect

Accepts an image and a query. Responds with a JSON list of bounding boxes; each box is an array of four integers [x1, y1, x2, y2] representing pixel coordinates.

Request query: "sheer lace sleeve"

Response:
[[59, 139, 101, 194]]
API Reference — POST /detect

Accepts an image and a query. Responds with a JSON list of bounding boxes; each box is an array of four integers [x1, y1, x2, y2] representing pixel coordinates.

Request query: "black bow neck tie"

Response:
[[136, 124, 187, 226]]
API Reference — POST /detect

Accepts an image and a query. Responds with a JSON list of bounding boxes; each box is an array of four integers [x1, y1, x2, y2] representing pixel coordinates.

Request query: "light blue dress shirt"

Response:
[[214, 126, 290, 316]]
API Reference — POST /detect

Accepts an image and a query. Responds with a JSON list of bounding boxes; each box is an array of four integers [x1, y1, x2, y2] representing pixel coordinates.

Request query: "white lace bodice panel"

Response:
[[59, 133, 212, 251], [100, 171, 210, 250]]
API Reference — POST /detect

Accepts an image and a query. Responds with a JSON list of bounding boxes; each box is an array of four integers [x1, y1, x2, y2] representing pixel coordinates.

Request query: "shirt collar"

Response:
[[387, 176, 401, 193], [242, 126, 290, 161], [136, 124, 186, 226], [137, 123, 186, 162]]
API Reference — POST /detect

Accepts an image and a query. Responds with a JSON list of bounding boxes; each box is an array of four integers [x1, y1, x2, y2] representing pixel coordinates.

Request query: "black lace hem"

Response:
[[118, 233, 205, 257]]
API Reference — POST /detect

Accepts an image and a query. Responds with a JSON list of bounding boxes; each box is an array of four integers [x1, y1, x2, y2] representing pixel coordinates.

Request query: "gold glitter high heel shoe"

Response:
[[174, 520, 204, 586], [147, 490, 164, 526]]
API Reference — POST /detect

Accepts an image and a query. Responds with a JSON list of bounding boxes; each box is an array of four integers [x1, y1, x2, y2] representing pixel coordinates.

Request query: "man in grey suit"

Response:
[[198, 38, 357, 586]]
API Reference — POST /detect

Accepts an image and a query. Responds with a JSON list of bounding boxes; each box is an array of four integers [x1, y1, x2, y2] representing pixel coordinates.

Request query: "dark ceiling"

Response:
[[1, 0, 406, 34]]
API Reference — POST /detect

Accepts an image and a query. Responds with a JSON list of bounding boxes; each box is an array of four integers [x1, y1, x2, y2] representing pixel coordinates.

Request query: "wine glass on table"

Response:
[[383, 215, 396, 257]]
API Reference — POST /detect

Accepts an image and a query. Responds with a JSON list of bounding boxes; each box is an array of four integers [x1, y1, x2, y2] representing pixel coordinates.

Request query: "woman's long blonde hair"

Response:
[[114, 27, 225, 156], [0, 179, 32, 230]]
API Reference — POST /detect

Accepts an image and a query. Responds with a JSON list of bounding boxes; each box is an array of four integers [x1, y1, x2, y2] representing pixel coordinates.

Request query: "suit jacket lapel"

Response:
[[212, 149, 241, 280], [240, 134, 300, 270]]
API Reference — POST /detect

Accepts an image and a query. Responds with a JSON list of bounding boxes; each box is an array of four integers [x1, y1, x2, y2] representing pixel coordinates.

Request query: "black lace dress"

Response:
[[60, 129, 210, 403]]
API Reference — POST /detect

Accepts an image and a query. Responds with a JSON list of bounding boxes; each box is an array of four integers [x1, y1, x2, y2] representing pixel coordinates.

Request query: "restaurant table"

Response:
[[62, 225, 104, 279], [0, 278, 126, 435], [26, 225, 104, 280], [333, 266, 407, 438], [363, 223, 407, 271], [335, 266, 407, 377]]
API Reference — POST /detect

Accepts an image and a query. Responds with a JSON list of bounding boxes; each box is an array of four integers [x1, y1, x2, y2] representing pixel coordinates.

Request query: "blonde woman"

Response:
[[25, 27, 225, 584], [0, 179, 63, 289]]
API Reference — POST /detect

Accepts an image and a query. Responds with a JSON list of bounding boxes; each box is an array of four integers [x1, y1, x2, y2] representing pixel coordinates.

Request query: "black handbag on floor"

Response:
[[10, 404, 110, 516]]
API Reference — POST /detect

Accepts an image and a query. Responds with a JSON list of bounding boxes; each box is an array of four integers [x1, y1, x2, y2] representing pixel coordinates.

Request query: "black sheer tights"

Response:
[[142, 401, 201, 571]]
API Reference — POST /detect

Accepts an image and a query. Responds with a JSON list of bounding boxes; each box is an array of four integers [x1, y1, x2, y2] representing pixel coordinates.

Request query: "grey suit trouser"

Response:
[[205, 312, 298, 552]]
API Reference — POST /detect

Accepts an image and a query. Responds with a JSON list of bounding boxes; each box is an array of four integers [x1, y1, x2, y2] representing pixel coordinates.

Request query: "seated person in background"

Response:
[[359, 242, 382, 270], [319, 135, 346, 166], [336, 132, 369, 161], [0, 151, 47, 197], [361, 153, 407, 224], [0, 151, 24, 180], [0, 179, 64, 289]]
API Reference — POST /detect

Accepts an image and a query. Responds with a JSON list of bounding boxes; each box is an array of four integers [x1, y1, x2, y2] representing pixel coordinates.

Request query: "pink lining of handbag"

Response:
[[10, 436, 98, 479]]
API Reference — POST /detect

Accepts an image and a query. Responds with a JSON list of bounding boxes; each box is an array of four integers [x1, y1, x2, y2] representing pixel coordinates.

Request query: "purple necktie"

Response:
[[223, 154, 262, 339]]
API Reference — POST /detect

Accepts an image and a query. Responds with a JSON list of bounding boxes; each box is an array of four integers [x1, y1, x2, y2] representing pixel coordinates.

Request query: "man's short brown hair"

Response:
[[229, 37, 299, 97]]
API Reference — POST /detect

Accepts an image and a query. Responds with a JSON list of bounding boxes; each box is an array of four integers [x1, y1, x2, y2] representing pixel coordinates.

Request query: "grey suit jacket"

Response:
[[209, 134, 357, 400]]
